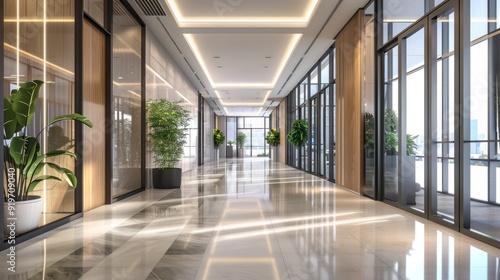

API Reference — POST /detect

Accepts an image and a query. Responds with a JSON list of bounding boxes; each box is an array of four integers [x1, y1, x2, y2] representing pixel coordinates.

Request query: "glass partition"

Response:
[[430, 8, 456, 223], [465, 0, 500, 240], [403, 27, 426, 210], [84, 0, 104, 26], [4, 0, 76, 230], [383, 46, 399, 202], [111, 0, 142, 198]]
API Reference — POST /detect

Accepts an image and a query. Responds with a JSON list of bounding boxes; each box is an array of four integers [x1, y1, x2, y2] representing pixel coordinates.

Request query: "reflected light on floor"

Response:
[[203, 258, 280, 280], [192, 212, 358, 234], [215, 214, 404, 242]]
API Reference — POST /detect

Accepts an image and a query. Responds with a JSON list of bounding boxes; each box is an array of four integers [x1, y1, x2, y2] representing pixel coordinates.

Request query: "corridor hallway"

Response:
[[2, 158, 500, 279]]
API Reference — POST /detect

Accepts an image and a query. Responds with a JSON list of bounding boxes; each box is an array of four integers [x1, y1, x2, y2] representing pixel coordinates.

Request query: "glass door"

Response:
[[383, 45, 399, 202], [402, 26, 426, 211], [311, 96, 318, 174], [430, 6, 457, 225], [320, 90, 326, 177]]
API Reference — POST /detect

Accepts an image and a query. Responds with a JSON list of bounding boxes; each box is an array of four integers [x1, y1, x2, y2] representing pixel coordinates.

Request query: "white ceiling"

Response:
[[127, 0, 370, 116]]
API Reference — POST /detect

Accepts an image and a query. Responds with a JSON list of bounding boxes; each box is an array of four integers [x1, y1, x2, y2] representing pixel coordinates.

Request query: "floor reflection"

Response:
[[1, 158, 500, 279]]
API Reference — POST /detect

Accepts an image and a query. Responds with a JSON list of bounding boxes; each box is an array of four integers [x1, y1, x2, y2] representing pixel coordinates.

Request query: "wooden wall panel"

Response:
[[83, 21, 106, 211], [335, 10, 363, 193]]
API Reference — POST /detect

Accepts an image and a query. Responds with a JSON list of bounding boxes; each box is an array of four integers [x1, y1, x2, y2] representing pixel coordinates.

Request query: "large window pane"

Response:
[[431, 9, 456, 222], [4, 0, 76, 230], [466, 9, 500, 240], [383, 0, 425, 44], [320, 55, 330, 88], [405, 28, 426, 211], [311, 66, 319, 96], [112, 0, 142, 198], [384, 46, 399, 202], [363, 3, 376, 197]]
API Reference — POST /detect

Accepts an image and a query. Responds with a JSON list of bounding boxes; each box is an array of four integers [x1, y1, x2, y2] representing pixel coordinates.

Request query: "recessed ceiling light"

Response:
[[118, 76, 123, 80]]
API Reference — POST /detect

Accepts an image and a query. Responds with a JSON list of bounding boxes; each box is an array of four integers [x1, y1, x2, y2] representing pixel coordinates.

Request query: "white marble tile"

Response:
[[2, 158, 500, 280]]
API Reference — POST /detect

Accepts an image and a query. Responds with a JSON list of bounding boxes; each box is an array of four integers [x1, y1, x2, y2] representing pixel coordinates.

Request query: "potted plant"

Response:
[[383, 108, 419, 203], [4, 80, 93, 234], [226, 140, 235, 158], [265, 128, 280, 147], [214, 128, 225, 148], [236, 132, 246, 158], [146, 99, 190, 189], [286, 120, 308, 147]]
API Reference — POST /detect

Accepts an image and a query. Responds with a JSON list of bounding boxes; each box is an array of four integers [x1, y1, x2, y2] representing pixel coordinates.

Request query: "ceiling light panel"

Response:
[[165, 0, 319, 27], [215, 90, 271, 106], [184, 34, 301, 89], [223, 106, 263, 116]]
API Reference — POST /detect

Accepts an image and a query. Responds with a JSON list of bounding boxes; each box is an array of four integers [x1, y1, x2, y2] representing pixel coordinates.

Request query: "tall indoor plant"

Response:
[[146, 98, 190, 189], [236, 132, 246, 158], [4, 80, 93, 233]]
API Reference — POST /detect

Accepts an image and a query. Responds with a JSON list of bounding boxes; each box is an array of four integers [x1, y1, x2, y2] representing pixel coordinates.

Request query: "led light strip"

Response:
[[184, 34, 302, 89], [166, 0, 319, 27]]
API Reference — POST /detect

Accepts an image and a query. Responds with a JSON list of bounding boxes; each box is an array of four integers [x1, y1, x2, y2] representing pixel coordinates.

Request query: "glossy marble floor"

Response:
[[2, 158, 500, 280]]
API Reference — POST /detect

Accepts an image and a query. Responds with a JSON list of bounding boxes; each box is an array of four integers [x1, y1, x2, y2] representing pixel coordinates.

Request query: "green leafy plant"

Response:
[[385, 109, 398, 155], [406, 134, 418, 156], [364, 112, 375, 150], [287, 119, 308, 147], [265, 128, 280, 147], [227, 140, 235, 146], [213, 128, 225, 147], [237, 132, 246, 147], [146, 99, 190, 169], [3, 80, 93, 201], [384, 109, 418, 156]]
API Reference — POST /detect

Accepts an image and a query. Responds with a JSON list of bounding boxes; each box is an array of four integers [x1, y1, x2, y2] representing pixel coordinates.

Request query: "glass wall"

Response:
[[382, 0, 447, 45], [111, 0, 142, 198], [383, 46, 399, 202], [363, 1, 376, 197], [237, 117, 269, 157], [465, 0, 500, 241], [286, 46, 335, 181], [377, 0, 500, 247], [430, 8, 456, 223], [3, 0, 76, 230], [84, 0, 104, 26], [145, 27, 200, 173]]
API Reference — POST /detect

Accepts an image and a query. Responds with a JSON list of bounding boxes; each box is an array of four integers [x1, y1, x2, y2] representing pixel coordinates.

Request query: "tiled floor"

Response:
[[2, 158, 500, 279]]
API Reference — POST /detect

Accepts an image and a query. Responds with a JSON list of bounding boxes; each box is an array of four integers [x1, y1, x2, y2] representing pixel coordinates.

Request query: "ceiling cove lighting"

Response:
[[165, 0, 319, 28], [184, 34, 302, 89], [4, 18, 74, 23]]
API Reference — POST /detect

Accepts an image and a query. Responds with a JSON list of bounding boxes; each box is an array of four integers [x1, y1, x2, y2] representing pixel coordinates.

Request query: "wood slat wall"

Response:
[[83, 21, 106, 211], [335, 10, 364, 193]]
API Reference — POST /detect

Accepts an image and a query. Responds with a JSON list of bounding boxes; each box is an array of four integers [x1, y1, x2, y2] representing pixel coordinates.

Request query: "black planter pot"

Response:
[[152, 168, 182, 189]]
